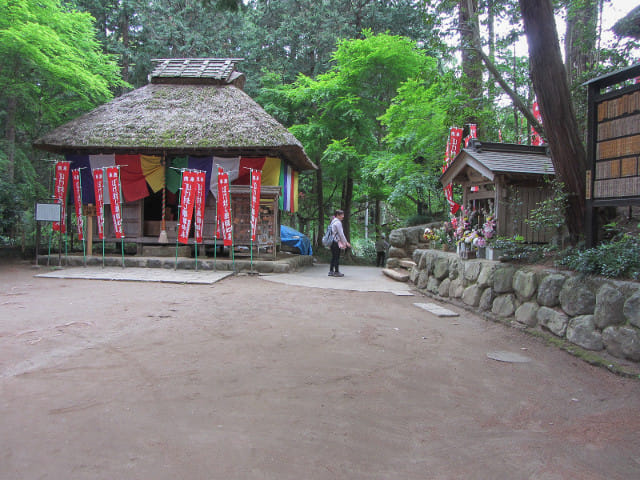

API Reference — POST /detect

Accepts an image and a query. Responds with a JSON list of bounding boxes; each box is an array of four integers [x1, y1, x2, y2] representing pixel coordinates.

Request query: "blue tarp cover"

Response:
[[280, 225, 312, 255]]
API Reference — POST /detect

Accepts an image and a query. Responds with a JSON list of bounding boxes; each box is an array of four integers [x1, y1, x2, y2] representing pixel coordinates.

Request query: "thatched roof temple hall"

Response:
[[34, 58, 316, 253]]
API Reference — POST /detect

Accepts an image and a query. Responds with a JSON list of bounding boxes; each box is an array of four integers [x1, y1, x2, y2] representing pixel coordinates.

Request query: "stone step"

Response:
[[382, 267, 410, 282], [399, 259, 417, 269]]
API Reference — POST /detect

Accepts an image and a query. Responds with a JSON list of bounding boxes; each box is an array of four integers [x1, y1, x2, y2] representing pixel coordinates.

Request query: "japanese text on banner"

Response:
[[52, 161, 70, 232], [106, 166, 125, 239], [194, 171, 206, 244], [217, 168, 233, 246], [177, 171, 196, 244], [250, 170, 262, 242], [442, 127, 463, 215], [71, 169, 84, 241], [93, 169, 105, 240]]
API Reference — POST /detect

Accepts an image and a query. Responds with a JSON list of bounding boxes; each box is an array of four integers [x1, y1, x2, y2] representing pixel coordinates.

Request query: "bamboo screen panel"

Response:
[[594, 90, 640, 198]]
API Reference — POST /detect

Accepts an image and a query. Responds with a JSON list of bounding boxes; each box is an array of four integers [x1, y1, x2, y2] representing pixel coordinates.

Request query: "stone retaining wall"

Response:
[[407, 248, 640, 364]]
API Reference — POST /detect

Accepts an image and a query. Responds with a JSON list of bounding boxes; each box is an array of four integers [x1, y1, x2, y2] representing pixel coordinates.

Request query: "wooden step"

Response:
[[382, 268, 410, 282]]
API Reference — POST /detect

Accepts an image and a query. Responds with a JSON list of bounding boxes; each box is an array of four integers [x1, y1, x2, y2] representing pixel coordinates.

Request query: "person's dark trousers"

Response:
[[330, 241, 341, 273], [376, 251, 385, 267]]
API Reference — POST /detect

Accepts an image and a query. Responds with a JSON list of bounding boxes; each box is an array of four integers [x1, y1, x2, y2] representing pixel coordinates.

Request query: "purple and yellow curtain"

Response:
[[66, 154, 299, 212]]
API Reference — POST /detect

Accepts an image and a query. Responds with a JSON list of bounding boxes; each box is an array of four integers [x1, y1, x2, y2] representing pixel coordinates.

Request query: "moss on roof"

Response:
[[34, 83, 316, 171]]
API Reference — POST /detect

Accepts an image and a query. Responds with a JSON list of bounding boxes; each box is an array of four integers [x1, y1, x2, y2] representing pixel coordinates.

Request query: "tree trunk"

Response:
[[342, 172, 354, 243], [520, 0, 587, 239], [459, 0, 482, 126], [5, 96, 17, 183], [315, 165, 325, 247], [564, 0, 598, 88]]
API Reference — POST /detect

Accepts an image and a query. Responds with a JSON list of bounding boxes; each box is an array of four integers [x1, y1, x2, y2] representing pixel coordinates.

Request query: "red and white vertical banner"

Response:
[[250, 169, 262, 242], [448, 126, 464, 161], [106, 166, 125, 239], [178, 170, 196, 244], [217, 168, 233, 246], [442, 127, 462, 215], [71, 169, 84, 241], [531, 101, 544, 146], [52, 161, 70, 232], [193, 171, 206, 244], [92, 168, 105, 240], [464, 123, 477, 147]]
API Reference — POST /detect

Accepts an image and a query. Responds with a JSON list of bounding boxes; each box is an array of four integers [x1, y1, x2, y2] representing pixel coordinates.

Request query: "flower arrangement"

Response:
[[450, 203, 496, 258], [423, 227, 438, 242]]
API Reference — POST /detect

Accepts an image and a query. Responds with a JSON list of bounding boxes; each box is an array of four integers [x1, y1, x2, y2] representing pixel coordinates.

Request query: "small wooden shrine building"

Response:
[[34, 58, 317, 253], [440, 139, 555, 243]]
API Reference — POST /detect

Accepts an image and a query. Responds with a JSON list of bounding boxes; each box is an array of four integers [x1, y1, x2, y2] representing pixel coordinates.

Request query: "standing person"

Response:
[[329, 209, 350, 277], [375, 233, 389, 267]]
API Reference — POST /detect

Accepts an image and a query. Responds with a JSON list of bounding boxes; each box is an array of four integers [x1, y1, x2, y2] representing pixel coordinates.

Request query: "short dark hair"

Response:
[[334, 209, 344, 216]]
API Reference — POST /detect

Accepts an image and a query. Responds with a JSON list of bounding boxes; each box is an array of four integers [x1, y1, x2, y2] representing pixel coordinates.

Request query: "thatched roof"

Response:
[[440, 140, 554, 186], [34, 59, 316, 172]]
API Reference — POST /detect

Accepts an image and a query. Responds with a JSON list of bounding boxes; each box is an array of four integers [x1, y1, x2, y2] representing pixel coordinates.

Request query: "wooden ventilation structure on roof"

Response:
[[149, 58, 245, 85]]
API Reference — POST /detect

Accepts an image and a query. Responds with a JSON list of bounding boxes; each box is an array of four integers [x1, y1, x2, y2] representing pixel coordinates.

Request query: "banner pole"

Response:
[[78, 171, 86, 267], [47, 222, 52, 267], [175, 170, 183, 270]]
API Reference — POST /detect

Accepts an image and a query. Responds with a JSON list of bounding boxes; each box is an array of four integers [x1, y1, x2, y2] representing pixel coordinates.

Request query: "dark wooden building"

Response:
[[440, 139, 556, 243], [584, 63, 640, 246]]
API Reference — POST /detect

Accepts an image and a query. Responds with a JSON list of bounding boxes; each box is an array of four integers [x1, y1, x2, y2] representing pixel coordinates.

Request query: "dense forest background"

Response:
[[1, 0, 639, 251]]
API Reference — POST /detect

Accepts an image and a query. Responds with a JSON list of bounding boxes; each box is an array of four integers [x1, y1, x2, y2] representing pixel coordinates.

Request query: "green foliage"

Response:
[[351, 237, 376, 264], [558, 235, 640, 280]]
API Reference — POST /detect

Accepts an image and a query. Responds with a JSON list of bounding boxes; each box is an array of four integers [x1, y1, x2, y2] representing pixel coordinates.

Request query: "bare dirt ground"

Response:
[[1, 259, 640, 480]]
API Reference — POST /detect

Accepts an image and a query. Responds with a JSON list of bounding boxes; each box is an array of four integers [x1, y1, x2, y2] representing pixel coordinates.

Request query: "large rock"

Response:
[[433, 256, 450, 280], [448, 256, 461, 280], [438, 278, 451, 297], [462, 285, 483, 307], [559, 276, 596, 316], [537, 306, 569, 337], [515, 302, 539, 327], [406, 226, 426, 246], [492, 293, 516, 318], [463, 261, 482, 284], [513, 269, 537, 300], [566, 315, 604, 351], [602, 326, 640, 361], [409, 266, 420, 284], [389, 229, 406, 248], [416, 250, 428, 270], [624, 291, 640, 328], [479, 287, 495, 312], [427, 277, 441, 294], [449, 278, 464, 298], [477, 263, 498, 288], [417, 270, 429, 290], [388, 246, 406, 259], [493, 265, 516, 293], [537, 273, 566, 307], [594, 284, 626, 329]]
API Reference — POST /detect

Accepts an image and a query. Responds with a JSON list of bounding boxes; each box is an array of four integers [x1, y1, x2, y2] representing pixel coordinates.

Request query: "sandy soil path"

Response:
[[1, 260, 639, 479]]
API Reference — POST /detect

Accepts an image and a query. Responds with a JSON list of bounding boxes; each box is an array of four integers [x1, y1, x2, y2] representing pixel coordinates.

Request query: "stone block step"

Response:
[[382, 268, 410, 282], [399, 259, 417, 269]]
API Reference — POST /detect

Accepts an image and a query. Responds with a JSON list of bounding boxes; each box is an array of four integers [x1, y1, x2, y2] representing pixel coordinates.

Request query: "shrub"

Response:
[[557, 234, 640, 280]]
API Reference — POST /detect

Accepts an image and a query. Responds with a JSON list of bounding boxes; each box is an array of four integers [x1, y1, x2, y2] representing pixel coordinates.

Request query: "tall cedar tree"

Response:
[[520, 0, 587, 239]]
